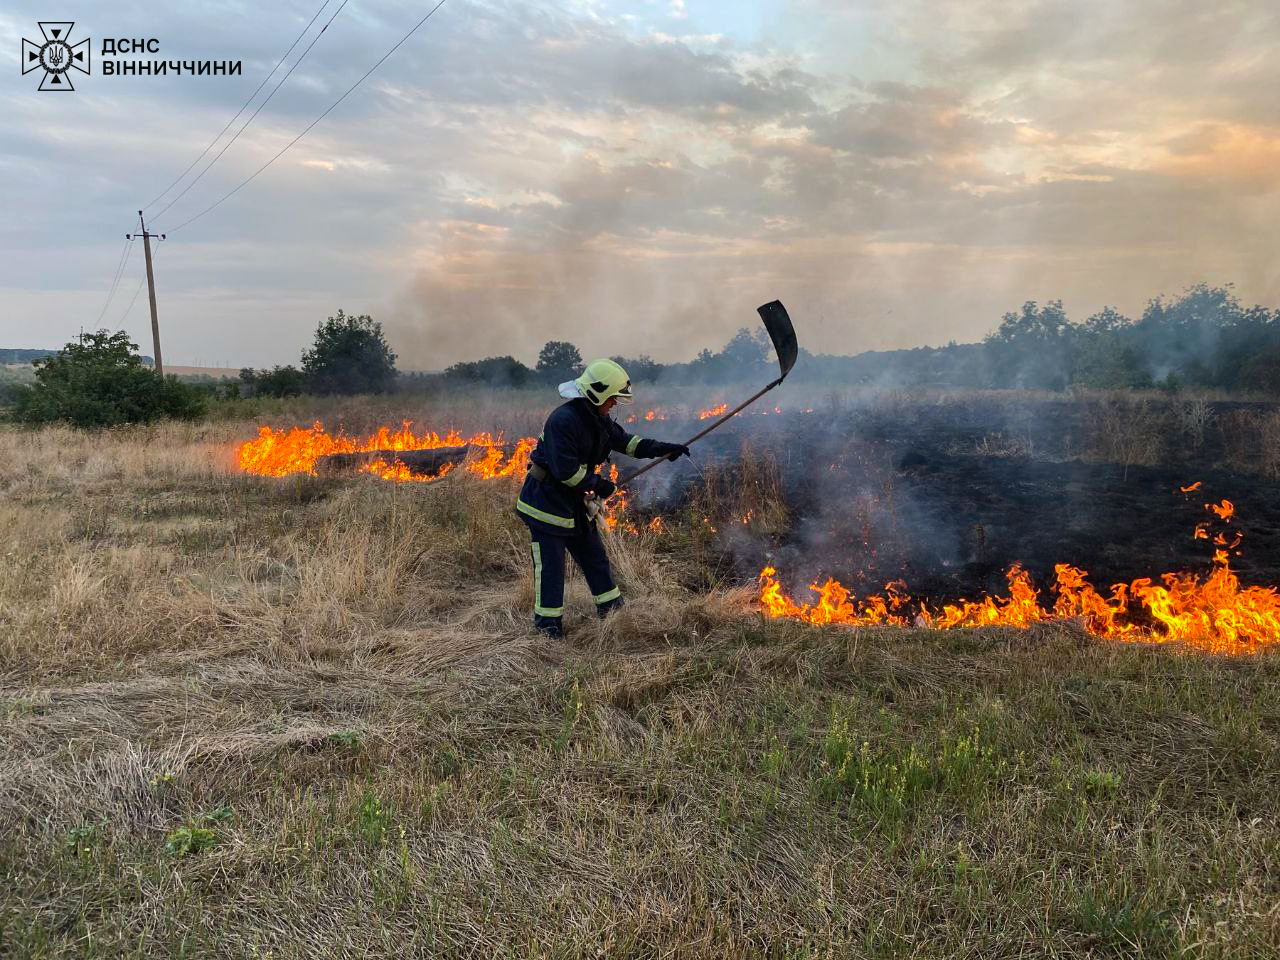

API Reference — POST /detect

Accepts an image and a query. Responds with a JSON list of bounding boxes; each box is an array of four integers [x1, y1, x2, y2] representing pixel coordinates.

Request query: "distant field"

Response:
[[164, 365, 241, 379], [2, 389, 1279, 958], [0, 363, 238, 382], [0, 364, 36, 383]]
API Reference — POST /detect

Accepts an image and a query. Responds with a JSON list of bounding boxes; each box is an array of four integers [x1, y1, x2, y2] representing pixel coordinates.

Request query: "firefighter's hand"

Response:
[[652, 441, 691, 461], [590, 476, 617, 499]]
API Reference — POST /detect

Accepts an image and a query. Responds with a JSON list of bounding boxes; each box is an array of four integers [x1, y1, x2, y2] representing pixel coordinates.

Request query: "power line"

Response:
[[116, 272, 147, 326], [151, 0, 352, 225], [93, 237, 132, 325], [142, 0, 334, 212], [165, 0, 451, 236], [115, 243, 162, 328]]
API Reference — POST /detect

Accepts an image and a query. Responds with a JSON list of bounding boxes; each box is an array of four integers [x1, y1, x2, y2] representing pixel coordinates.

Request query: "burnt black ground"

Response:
[[624, 398, 1280, 603]]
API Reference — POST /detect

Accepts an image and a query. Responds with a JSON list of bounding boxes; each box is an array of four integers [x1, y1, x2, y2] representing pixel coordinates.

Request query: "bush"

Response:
[[0, 381, 31, 408], [444, 355, 534, 387], [242, 364, 306, 398], [13, 330, 205, 428], [302, 309, 398, 395]]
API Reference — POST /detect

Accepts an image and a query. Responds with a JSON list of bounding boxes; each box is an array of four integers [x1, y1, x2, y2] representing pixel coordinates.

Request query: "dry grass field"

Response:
[[2, 392, 1280, 958]]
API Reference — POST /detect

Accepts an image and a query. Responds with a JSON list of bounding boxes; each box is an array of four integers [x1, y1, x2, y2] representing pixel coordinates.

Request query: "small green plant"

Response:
[[761, 740, 788, 779], [3, 698, 36, 722], [431, 745, 462, 781], [327, 730, 363, 751], [396, 824, 415, 889], [420, 781, 452, 822], [1082, 769, 1122, 798], [819, 714, 933, 820], [201, 804, 234, 823], [553, 677, 586, 753], [937, 726, 1005, 794], [819, 712, 1006, 821], [162, 805, 232, 858], [164, 826, 219, 858], [1076, 890, 1173, 955], [63, 823, 101, 860], [357, 789, 391, 845]]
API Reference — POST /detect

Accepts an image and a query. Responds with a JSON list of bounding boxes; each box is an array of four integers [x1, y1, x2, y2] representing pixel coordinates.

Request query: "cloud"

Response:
[[1158, 123, 1280, 191], [381, 0, 1280, 367], [1, 0, 1278, 366]]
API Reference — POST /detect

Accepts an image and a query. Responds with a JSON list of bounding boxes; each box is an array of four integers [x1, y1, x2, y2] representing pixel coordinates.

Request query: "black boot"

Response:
[[534, 614, 564, 638], [596, 596, 625, 619]]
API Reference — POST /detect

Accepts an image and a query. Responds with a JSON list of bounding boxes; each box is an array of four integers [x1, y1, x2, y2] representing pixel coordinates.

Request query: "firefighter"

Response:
[[516, 359, 689, 637]]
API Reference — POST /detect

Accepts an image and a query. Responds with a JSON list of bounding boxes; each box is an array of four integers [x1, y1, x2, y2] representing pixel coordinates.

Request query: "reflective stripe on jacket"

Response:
[[515, 398, 664, 536]]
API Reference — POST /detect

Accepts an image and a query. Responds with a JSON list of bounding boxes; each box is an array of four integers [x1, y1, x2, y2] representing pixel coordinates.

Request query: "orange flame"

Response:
[[362, 459, 454, 484], [698, 403, 728, 420], [757, 525, 1280, 655], [600, 464, 630, 531], [1207, 499, 1235, 521], [237, 423, 532, 482], [626, 408, 667, 424]]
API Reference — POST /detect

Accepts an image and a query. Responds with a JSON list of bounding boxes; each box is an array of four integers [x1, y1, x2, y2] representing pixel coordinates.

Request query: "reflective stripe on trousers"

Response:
[[528, 524, 618, 622]]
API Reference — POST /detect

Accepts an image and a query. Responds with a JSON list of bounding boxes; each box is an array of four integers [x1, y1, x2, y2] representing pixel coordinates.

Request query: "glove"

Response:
[[589, 475, 617, 499], [652, 441, 691, 461]]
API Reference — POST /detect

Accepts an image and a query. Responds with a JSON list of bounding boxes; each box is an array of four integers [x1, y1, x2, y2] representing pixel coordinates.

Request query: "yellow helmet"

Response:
[[575, 359, 634, 405]]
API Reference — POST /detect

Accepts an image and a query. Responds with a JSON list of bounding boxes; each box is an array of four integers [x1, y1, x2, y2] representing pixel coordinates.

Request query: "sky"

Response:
[[2, 0, 1278, 370]]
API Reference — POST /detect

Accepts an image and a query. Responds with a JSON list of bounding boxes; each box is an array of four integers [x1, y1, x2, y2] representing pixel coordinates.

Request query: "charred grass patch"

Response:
[[3, 404, 1280, 957]]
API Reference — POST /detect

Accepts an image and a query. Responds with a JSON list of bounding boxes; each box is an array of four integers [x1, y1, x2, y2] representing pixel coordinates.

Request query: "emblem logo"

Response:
[[21, 22, 90, 91]]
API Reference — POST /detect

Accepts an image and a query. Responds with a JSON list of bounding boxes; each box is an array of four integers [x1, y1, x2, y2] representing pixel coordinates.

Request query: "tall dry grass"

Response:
[[3, 396, 1280, 957], [1263, 412, 1280, 480], [1174, 396, 1215, 449], [1081, 395, 1164, 476]]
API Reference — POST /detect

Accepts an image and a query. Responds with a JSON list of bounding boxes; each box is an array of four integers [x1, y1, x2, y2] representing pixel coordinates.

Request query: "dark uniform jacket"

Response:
[[516, 398, 664, 535]]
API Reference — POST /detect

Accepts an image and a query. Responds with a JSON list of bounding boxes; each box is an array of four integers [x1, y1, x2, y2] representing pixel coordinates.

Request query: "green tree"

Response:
[[536, 341, 582, 383], [1133, 284, 1254, 388], [1068, 308, 1153, 389], [1240, 344, 1280, 396], [244, 365, 306, 398], [720, 327, 769, 369], [984, 300, 1073, 389], [13, 330, 205, 427], [612, 354, 665, 382], [445, 356, 535, 387], [301, 310, 398, 395]]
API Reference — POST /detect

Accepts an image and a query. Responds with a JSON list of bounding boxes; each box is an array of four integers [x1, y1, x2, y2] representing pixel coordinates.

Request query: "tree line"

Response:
[[442, 286, 1280, 395], [5, 284, 1278, 429], [436, 326, 780, 390], [976, 284, 1280, 392], [800, 284, 1280, 394]]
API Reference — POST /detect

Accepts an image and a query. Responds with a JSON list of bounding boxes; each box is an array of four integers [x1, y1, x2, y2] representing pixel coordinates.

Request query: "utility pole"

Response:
[[127, 211, 165, 376]]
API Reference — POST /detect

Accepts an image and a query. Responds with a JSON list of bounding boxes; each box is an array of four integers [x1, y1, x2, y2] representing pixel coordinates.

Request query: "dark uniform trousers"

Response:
[[518, 397, 663, 634], [530, 523, 622, 633]]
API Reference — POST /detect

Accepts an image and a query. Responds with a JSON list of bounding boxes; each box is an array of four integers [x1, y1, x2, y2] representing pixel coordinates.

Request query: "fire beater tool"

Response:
[[587, 299, 798, 520]]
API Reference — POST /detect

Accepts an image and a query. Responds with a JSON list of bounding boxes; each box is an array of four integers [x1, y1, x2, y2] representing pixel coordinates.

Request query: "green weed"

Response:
[[1082, 769, 1122, 798], [1076, 890, 1174, 956], [164, 826, 218, 858], [357, 789, 391, 846], [819, 711, 1007, 821]]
